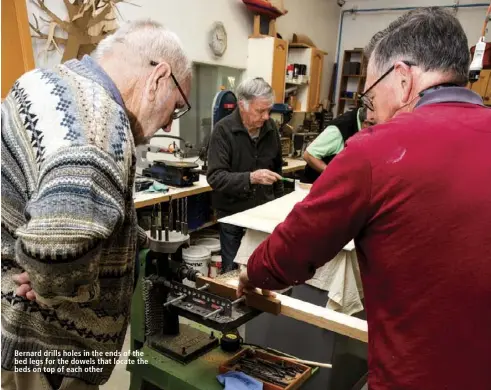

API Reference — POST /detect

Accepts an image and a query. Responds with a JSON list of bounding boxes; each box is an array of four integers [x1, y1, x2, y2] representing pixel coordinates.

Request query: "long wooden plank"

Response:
[[197, 276, 282, 315], [211, 273, 368, 343]]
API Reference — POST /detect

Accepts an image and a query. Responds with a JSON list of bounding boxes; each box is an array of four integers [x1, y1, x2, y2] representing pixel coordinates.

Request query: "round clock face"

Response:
[[209, 22, 227, 57]]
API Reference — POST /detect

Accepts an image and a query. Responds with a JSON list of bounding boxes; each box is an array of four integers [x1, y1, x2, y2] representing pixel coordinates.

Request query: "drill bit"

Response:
[[150, 206, 157, 239], [176, 198, 180, 232], [158, 203, 163, 241], [164, 212, 169, 241], [169, 197, 174, 231], [182, 197, 188, 235]]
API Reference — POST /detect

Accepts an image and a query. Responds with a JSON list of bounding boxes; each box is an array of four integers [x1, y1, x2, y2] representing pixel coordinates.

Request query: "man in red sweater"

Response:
[[238, 7, 491, 390]]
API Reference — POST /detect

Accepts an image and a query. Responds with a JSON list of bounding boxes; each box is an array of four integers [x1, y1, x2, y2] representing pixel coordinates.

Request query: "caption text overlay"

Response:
[[13, 350, 148, 374]]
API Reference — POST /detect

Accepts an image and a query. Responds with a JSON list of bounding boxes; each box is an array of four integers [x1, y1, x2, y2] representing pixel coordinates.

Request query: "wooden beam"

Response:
[[252, 14, 261, 37], [268, 19, 276, 37], [197, 276, 281, 315], [207, 274, 368, 343]]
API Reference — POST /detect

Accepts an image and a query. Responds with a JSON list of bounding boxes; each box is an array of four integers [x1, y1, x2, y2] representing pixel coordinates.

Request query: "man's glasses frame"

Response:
[[359, 60, 415, 111], [150, 60, 191, 120]]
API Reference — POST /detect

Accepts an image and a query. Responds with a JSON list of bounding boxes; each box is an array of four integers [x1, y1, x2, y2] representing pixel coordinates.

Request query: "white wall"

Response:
[[27, 0, 341, 104], [335, 0, 490, 109]]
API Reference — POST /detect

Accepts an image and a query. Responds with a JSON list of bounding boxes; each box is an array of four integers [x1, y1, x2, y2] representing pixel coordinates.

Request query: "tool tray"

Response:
[[219, 348, 311, 390]]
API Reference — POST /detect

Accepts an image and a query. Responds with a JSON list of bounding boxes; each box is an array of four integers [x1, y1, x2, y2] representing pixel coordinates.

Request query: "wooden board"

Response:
[[219, 190, 355, 251], [209, 273, 368, 343], [197, 276, 281, 315], [282, 158, 306, 174]]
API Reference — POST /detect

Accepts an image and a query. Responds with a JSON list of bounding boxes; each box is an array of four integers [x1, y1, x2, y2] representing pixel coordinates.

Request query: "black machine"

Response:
[[142, 160, 200, 187], [138, 233, 260, 364]]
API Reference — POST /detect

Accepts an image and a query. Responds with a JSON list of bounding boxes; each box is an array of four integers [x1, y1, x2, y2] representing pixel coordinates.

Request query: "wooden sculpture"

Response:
[[29, 0, 134, 62]]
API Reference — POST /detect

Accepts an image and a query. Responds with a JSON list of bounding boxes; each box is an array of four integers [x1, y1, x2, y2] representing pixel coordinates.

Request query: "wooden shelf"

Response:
[[289, 43, 312, 49], [337, 49, 367, 116], [288, 43, 328, 55], [286, 79, 309, 86]]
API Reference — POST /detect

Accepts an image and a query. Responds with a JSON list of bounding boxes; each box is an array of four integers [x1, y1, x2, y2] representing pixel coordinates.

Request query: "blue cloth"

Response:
[[217, 372, 263, 390], [143, 181, 169, 193]]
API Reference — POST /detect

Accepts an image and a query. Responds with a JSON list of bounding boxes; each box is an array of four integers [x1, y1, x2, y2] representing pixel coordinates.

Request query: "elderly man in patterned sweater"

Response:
[[1, 20, 191, 390]]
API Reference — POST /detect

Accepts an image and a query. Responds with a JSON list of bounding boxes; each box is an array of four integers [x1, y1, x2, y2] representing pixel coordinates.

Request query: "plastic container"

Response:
[[209, 255, 222, 278], [182, 245, 211, 278], [195, 238, 221, 255]]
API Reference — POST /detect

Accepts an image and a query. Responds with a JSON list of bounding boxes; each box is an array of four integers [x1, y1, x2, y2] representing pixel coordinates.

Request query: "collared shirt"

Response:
[[306, 108, 362, 159]]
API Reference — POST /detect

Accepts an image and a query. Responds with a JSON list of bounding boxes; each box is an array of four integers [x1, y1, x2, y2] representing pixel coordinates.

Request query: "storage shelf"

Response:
[[337, 49, 366, 116], [286, 79, 309, 86]]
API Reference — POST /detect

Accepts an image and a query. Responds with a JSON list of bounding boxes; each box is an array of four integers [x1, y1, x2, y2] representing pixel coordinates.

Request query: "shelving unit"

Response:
[[246, 36, 327, 112], [336, 49, 367, 116], [285, 45, 327, 112]]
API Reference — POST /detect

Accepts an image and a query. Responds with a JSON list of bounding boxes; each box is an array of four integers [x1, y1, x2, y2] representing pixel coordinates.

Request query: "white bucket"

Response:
[[209, 255, 222, 278], [195, 238, 221, 255], [182, 245, 211, 278]]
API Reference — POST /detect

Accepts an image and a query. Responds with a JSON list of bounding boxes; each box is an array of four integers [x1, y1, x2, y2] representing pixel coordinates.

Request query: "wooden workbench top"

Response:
[[133, 158, 307, 209]]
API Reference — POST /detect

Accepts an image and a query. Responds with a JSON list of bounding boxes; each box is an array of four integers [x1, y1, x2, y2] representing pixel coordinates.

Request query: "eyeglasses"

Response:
[[150, 61, 191, 120], [359, 61, 416, 111]]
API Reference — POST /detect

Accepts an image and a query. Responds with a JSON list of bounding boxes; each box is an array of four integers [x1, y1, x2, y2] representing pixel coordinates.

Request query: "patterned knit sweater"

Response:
[[1, 57, 142, 385]]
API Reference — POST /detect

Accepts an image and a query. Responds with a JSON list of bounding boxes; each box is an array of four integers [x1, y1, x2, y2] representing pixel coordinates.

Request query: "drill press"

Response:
[[128, 222, 262, 389]]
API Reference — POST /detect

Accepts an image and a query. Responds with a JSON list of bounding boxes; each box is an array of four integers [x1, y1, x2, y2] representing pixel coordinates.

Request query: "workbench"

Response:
[[133, 157, 307, 209]]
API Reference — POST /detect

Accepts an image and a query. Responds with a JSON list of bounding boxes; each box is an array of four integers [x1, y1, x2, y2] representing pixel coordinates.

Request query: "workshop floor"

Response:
[[101, 327, 131, 390]]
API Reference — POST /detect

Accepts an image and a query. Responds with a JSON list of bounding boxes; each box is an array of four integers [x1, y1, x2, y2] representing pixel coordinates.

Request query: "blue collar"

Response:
[[415, 86, 484, 109], [65, 55, 125, 108]]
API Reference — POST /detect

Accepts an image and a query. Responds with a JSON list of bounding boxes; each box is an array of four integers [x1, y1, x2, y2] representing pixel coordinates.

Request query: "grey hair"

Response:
[[365, 7, 470, 85], [236, 77, 275, 107], [92, 19, 191, 81]]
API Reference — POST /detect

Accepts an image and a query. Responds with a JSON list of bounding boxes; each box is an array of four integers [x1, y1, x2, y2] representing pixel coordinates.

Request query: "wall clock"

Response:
[[209, 22, 227, 57]]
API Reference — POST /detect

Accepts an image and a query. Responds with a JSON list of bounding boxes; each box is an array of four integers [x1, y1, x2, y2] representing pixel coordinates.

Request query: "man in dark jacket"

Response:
[[207, 77, 283, 272]]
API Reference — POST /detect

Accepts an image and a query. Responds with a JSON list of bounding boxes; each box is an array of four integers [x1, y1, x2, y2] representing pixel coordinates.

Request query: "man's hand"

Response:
[[250, 169, 282, 185], [237, 269, 274, 298], [12, 272, 37, 301]]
